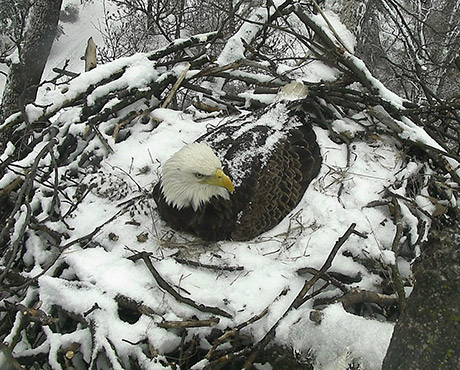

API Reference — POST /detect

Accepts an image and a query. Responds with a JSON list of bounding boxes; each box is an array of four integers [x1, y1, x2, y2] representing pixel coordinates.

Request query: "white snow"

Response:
[[279, 303, 394, 370], [310, 9, 357, 53], [217, 7, 268, 65], [44, 0, 108, 79]]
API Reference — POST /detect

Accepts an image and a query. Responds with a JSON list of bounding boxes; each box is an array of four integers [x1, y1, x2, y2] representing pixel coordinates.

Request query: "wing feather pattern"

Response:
[[153, 104, 322, 241]]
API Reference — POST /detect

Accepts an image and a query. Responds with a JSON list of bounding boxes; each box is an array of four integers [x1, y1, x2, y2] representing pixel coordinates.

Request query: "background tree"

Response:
[[0, 0, 30, 66], [97, 0, 251, 63], [356, 0, 460, 103], [0, 0, 63, 122]]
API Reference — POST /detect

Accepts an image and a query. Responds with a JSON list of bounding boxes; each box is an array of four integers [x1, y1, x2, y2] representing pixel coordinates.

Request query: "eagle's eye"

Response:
[[194, 173, 205, 179]]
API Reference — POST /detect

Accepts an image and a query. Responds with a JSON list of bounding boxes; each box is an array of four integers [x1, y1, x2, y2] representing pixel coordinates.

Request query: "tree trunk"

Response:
[[1, 0, 63, 121], [383, 228, 460, 369]]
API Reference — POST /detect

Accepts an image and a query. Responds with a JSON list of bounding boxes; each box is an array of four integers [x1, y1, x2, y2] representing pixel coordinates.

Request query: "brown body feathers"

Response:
[[153, 104, 322, 241]]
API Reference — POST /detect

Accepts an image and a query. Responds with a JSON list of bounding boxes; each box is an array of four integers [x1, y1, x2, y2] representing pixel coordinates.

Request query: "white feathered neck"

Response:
[[160, 142, 230, 210]]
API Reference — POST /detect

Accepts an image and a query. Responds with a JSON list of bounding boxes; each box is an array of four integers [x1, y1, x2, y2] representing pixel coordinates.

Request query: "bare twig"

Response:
[[162, 63, 191, 108], [129, 251, 232, 318], [337, 288, 398, 309], [174, 257, 244, 272], [388, 196, 407, 311], [158, 317, 220, 329]]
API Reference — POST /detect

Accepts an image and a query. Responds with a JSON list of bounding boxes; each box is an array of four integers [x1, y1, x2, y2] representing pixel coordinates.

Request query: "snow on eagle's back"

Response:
[[201, 103, 297, 187]]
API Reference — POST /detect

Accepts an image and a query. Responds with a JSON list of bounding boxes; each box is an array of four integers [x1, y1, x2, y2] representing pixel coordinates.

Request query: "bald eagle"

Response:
[[153, 104, 321, 241]]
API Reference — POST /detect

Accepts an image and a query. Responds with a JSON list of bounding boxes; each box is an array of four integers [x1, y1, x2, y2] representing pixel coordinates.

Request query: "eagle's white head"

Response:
[[161, 142, 234, 210]]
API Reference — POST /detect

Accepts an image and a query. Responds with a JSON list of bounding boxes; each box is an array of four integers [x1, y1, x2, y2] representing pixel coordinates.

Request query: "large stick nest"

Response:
[[1, 2, 459, 369]]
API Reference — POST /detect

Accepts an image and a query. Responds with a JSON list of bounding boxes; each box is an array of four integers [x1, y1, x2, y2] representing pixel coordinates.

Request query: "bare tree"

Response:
[[97, 0, 251, 62], [0, 0, 30, 64], [356, 0, 460, 104], [0, 0, 63, 121]]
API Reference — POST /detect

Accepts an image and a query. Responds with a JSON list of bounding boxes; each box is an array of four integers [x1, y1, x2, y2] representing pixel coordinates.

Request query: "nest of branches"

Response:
[[1, 1, 459, 369]]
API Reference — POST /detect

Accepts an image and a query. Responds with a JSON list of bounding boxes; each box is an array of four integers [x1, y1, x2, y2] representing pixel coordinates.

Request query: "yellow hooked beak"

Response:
[[203, 169, 234, 194]]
